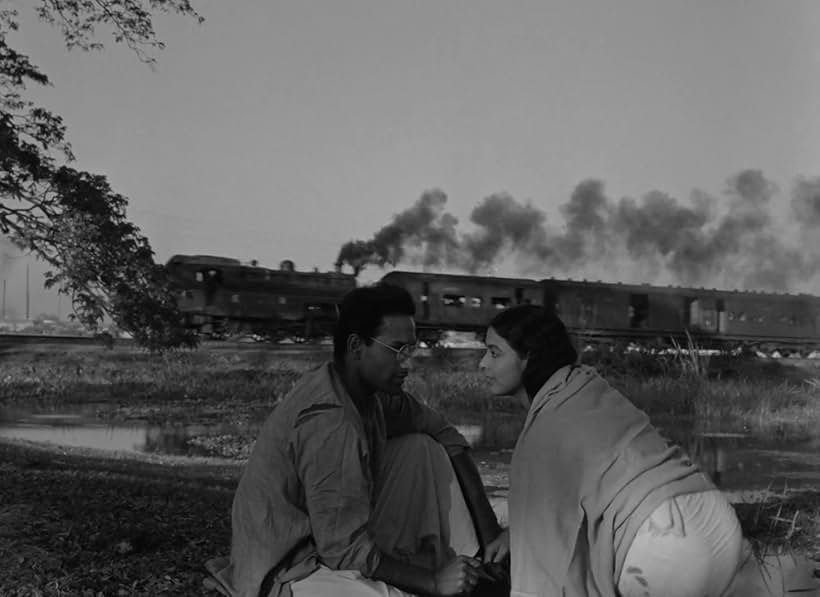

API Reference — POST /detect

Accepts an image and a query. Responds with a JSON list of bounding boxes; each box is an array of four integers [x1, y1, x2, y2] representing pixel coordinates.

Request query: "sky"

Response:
[[2, 0, 820, 319]]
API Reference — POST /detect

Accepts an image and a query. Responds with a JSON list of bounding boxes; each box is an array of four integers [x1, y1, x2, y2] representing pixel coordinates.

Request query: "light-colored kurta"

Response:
[[206, 362, 471, 597], [509, 364, 714, 597]]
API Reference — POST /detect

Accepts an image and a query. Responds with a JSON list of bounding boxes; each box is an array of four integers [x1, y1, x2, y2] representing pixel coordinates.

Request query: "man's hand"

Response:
[[433, 555, 482, 596], [482, 527, 509, 564]]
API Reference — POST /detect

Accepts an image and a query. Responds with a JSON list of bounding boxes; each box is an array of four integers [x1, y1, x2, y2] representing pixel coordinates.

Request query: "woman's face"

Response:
[[479, 326, 528, 399]]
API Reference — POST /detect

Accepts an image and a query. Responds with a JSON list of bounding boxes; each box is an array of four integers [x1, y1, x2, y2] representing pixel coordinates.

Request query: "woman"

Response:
[[479, 304, 746, 597]]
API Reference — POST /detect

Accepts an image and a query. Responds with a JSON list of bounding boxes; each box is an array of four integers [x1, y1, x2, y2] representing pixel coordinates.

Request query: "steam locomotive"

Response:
[[165, 255, 356, 340], [165, 254, 820, 353]]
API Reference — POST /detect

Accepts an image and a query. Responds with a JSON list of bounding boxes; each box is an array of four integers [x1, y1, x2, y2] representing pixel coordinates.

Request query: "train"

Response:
[[165, 254, 820, 353], [165, 255, 356, 341]]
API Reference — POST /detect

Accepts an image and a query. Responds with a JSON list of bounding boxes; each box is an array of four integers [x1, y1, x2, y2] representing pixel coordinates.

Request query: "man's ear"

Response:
[[346, 334, 363, 359]]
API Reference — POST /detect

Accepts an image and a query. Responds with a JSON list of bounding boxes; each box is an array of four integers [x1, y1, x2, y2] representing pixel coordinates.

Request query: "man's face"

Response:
[[360, 314, 416, 395]]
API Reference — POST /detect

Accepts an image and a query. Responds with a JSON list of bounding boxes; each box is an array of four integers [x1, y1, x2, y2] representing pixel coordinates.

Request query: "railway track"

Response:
[[0, 333, 331, 352], [2, 333, 817, 368], [0, 333, 105, 347]]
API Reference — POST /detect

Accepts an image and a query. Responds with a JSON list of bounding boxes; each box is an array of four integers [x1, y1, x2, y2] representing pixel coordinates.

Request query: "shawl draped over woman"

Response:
[[508, 364, 714, 597]]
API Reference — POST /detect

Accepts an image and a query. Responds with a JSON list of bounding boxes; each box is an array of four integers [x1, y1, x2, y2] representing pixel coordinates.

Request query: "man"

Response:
[[206, 283, 505, 597]]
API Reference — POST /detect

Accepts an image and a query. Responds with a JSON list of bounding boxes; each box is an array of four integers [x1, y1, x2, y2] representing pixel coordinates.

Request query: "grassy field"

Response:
[[1, 343, 818, 595], [2, 344, 818, 430]]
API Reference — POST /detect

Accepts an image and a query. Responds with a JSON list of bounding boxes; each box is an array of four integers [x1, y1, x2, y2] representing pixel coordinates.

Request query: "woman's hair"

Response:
[[488, 304, 578, 397], [333, 283, 416, 362]]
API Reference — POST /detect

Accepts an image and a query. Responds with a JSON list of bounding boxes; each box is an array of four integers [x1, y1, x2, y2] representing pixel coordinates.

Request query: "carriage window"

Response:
[[195, 272, 204, 282], [278, 296, 287, 305], [470, 297, 483, 308], [307, 303, 334, 314], [491, 297, 511, 309], [231, 294, 240, 303], [442, 294, 466, 307], [184, 290, 193, 299]]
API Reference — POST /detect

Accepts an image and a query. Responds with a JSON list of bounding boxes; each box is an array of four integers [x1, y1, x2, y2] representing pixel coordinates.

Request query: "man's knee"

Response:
[[379, 433, 454, 493], [385, 433, 448, 465]]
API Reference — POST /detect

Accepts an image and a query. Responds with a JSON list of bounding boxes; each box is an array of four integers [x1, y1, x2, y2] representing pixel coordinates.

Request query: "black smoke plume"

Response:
[[335, 169, 820, 293]]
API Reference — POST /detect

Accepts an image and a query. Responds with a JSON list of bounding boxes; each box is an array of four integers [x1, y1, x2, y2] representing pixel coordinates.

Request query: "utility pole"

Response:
[[25, 262, 30, 320], [2, 279, 5, 320]]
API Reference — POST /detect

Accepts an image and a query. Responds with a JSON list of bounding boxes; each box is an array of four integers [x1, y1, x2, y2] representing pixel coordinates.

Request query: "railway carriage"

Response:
[[379, 270, 544, 344], [166, 255, 355, 339], [380, 271, 820, 352], [539, 279, 820, 352], [541, 279, 700, 343], [712, 290, 820, 352]]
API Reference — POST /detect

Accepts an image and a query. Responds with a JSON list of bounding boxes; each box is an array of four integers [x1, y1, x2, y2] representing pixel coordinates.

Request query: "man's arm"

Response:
[[373, 552, 482, 597], [294, 402, 485, 595], [293, 405, 389, 574], [373, 553, 436, 595]]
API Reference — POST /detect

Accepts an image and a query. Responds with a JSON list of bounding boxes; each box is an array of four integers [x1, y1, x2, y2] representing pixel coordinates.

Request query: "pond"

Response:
[[1, 404, 818, 492]]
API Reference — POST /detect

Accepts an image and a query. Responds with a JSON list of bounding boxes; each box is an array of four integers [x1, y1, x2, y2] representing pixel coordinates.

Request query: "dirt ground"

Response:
[[2, 437, 818, 596]]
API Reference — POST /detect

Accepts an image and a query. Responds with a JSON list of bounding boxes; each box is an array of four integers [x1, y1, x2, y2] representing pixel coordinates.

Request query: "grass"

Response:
[[732, 484, 820, 558], [2, 343, 818, 426], [0, 347, 315, 424], [1, 343, 818, 595], [0, 440, 237, 597]]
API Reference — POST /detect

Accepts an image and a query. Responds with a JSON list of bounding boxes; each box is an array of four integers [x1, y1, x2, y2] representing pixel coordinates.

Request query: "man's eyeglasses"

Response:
[[368, 337, 418, 361]]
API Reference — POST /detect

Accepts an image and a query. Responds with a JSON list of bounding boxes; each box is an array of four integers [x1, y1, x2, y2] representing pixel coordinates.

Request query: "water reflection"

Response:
[[0, 423, 147, 453], [1, 407, 817, 491], [0, 408, 259, 458], [682, 432, 748, 487], [450, 414, 813, 491]]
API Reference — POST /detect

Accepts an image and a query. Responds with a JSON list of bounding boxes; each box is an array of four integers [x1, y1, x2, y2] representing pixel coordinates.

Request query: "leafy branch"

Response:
[[0, 3, 203, 349]]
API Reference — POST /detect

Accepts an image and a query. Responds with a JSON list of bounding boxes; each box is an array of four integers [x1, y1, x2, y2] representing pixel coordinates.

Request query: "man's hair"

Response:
[[487, 304, 578, 398], [333, 283, 416, 362]]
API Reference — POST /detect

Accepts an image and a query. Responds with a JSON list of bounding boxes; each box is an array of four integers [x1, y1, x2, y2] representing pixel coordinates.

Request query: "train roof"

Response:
[[166, 254, 242, 267], [540, 277, 819, 300], [165, 254, 355, 280], [382, 270, 541, 285]]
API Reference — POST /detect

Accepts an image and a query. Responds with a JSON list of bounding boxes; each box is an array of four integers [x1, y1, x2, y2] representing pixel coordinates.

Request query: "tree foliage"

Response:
[[0, 2, 203, 350]]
